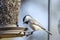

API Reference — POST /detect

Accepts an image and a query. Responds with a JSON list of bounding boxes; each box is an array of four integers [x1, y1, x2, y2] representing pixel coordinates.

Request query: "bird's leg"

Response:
[[31, 31, 34, 35], [25, 31, 34, 37]]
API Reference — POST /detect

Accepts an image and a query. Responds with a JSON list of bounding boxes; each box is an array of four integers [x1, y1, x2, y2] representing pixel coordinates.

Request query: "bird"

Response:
[[23, 15, 52, 36]]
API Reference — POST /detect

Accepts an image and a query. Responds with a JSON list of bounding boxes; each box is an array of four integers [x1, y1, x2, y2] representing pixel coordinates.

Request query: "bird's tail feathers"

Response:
[[44, 29, 52, 35]]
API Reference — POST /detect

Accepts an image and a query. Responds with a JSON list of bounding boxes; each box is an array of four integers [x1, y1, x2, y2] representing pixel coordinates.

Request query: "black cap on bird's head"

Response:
[[23, 15, 32, 24]]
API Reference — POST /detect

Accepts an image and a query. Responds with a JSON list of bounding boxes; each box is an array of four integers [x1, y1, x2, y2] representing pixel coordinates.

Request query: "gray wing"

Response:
[[30, 20, 46, 30], [29, 20, 44, 31]]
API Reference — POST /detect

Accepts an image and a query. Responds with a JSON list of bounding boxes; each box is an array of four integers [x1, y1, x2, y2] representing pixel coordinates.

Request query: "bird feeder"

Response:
[[0, 0, 27, 38]]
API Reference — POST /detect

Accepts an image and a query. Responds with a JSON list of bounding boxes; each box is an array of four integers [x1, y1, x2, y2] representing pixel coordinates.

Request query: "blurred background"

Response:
[[50, 0, 60, 40], [1, 0, 48, 40]]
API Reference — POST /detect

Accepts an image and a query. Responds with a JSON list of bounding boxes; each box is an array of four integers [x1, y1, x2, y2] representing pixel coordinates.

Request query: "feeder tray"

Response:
[[0, 27, 28, 38]]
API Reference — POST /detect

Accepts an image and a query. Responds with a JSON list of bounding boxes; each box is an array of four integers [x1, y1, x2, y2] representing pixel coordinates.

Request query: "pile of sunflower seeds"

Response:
[[0, 0, 21, 25]]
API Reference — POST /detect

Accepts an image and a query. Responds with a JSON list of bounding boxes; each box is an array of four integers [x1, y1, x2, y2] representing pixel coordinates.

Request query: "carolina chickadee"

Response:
[[23, 15, 52, 36]]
